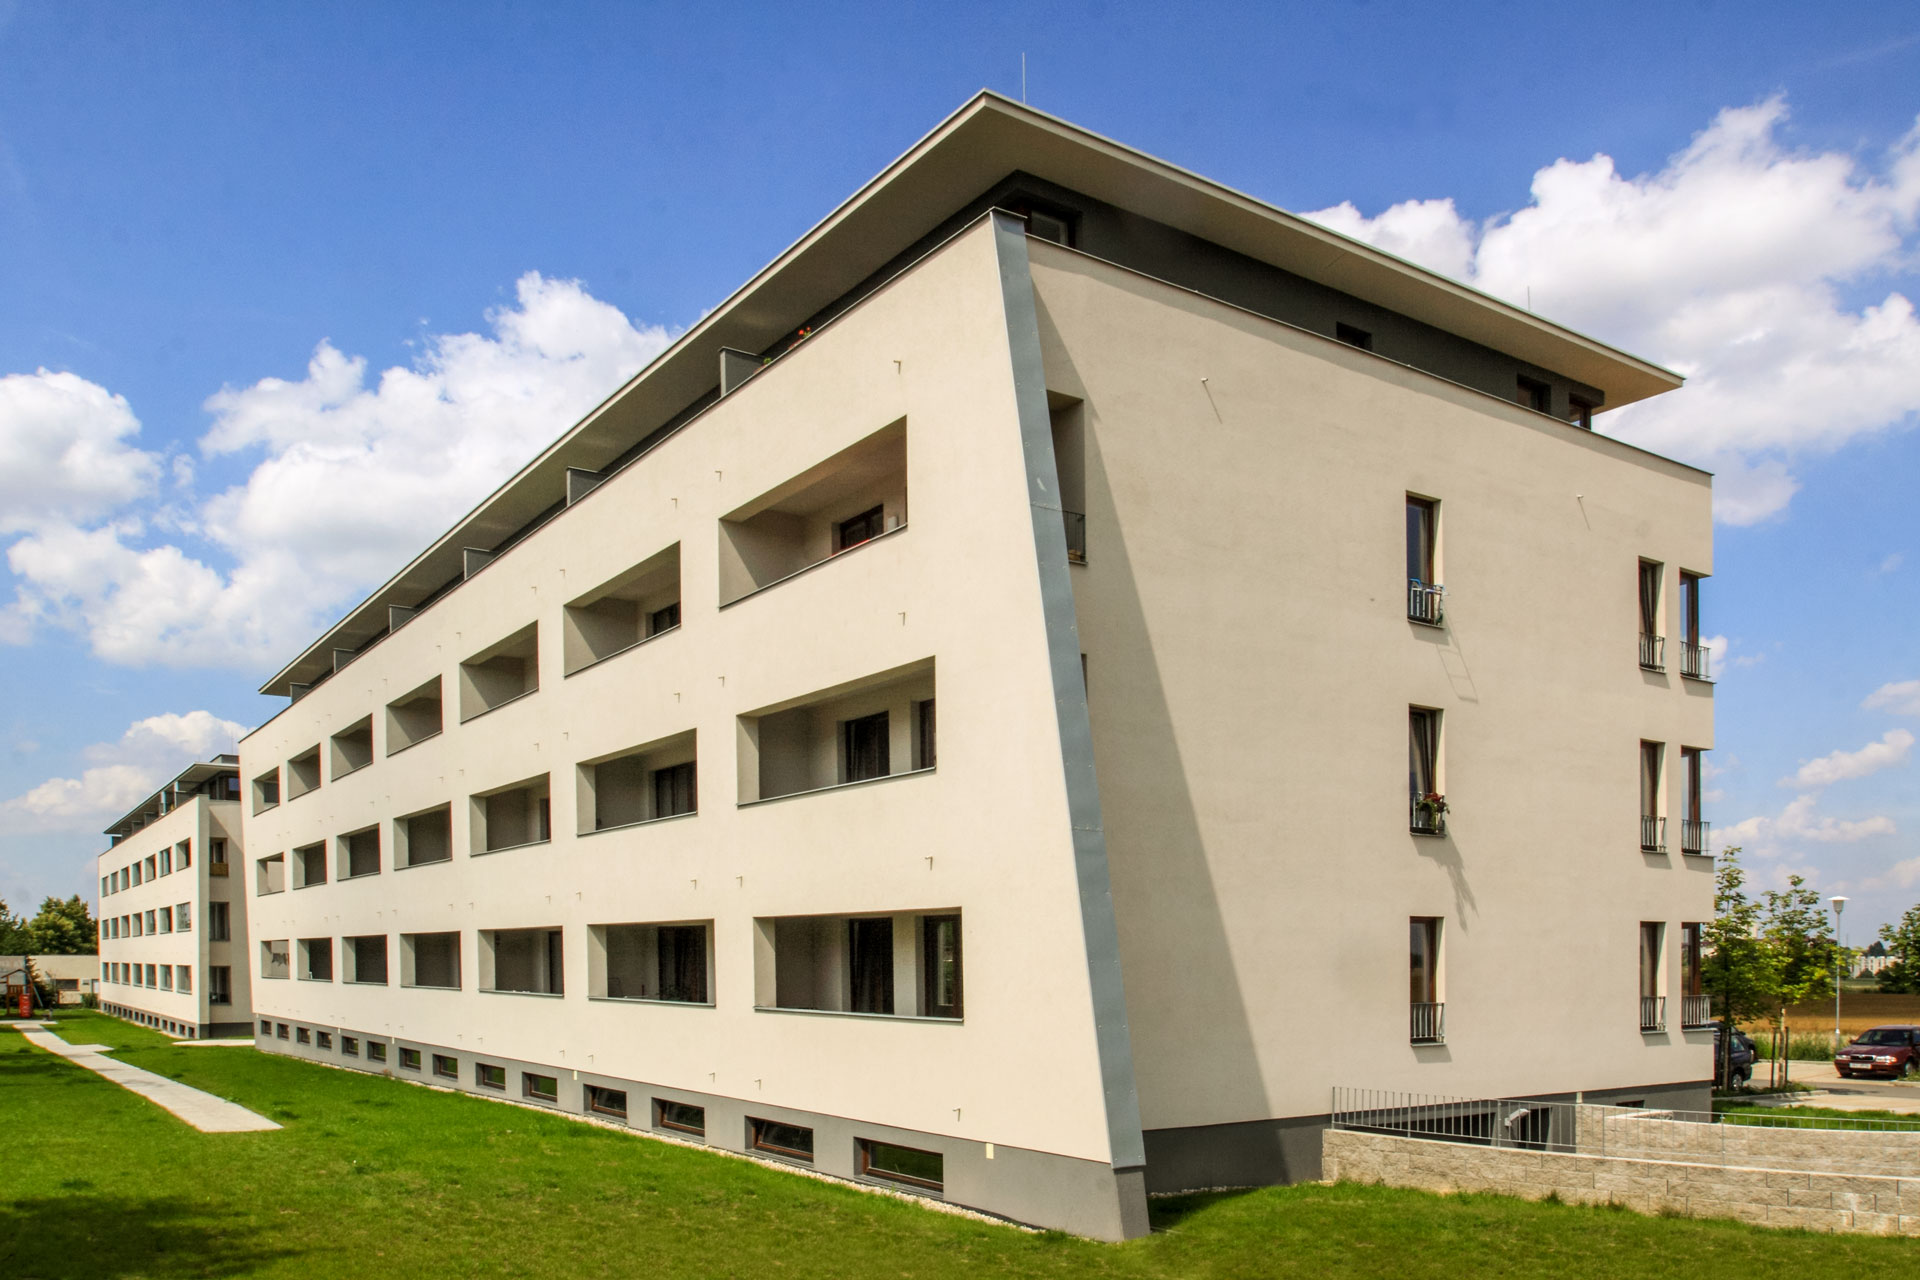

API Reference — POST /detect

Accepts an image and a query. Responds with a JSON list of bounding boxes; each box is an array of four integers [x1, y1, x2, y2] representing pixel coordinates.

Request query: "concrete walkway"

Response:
[[15, 1024, 280, 1133]]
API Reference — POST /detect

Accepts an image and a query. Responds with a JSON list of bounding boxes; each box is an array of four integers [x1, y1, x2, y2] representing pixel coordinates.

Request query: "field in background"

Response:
[[1736, 994, 1920, 1060]]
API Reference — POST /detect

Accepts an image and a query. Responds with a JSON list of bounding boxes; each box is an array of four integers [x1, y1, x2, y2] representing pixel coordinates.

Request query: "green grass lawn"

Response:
[[1716, 1103, 1920, 1129], [3, 1012, 1912, 1279]]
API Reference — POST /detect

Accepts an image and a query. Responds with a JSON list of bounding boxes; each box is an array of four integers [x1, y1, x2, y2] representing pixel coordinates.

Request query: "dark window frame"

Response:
[[921, 914, 962, 1020], [857, 1138, 945, 1192], [656, 1098, 706, 1136], [842, 712, 890, 784], [586, 1086, 629, 1119], [749, 1117, 814, 1162], [834, 505, 885, 553]]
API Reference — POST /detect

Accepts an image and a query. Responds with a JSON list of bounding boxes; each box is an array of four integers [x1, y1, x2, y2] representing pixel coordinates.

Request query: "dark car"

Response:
[[1715, 1023, 1756, 1087], [1835, 1025, 1920, 1078]]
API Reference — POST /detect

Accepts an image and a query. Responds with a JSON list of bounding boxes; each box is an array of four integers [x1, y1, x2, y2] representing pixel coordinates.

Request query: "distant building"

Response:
[[95, 755, 253, 1038], [1, 954, 98, 1005]]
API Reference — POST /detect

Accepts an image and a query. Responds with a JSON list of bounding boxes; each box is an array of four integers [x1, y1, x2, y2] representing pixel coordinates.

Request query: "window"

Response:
[[653, 762, 697, 819], [1335, 322, 1373, 351], [260, 940, 290, 980], [176, 901, 191, 932], [758, 911, 961, 1018], [330, 716, 374, 779], [592, 922, 712, 1002], [296, 1026, 311, 1045], [561, 544, 681, 675], [1641, 742, 1665, 852], [386, 676, 444, 754], [159, 906, 173, 934], [850, 917, 894, 1014], [1640, 923, 1666, 1030], [367, 1041, 388, 1064], [578, 733, 697, 832], [396, 803, 453, 868], [648, 602, 680, 635], [402, 932, 461, 989], [843, 712, 889, 784], [293, 841, 327, 889], [835, 504, 885, 553], [209, 901, 231, 942], [257, 853, 286, 896], [159, 966, 173, 992], [316, 1031, 332, 1051], [209, 838, 225, 868], [1409, 708, 1443, 834], [480, 928, 564, 996], [345, 935, 389, 985], [276, 1022, 290, 1040], [1410, 917, 1443, 1043], [1567, 396, 1594, 430], [858, 1140, 944, 1192], [914, 699, 936, 771], [286, 746, 322, 800], [1516, 375, 1551, 413], [522, 1073, 558, 1102], [922, 915, 963, 1020], [179, 840, 192, 870], [342, 1036, 360, 1057], [208, 966, 231, 1005], [176, 966, 191, 994], [586, 1086, 629, 1119], [1405, 496, 1441, 624], [1638, 560, 1664, 670], [471, 775, 551, 853], [252, 768, 280, 813], [159, 847, 172, 876], [145, 909, 156, 935], [477, 1064, 506, 1090], [1680, 922, 1708, 1027], [259, 1020, 272, 1037], [300, 938, 334, 982], [1680, 571, 1710, 679], [432, 1054, 458, 1080], [749, 1118, 813, 1162], [399, 1047, 422, 1071], [1023, 208, 1072, 244], [1679, 748, 1708, 855], [340, 827, 381, 879], [458, 624, 539, 722]]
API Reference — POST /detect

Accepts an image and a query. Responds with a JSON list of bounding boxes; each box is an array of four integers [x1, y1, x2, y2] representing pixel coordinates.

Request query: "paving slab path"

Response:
[[13, 1024, 280, 1133]]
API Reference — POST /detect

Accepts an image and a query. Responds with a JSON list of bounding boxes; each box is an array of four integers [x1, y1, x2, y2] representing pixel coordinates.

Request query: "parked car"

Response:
[[1834, 1025, 1920, 1079], [1715, 1023, 1756, 1087]]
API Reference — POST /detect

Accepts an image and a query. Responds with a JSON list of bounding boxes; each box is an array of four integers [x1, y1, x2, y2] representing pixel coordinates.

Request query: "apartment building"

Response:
[[239, 93, 1713, 1239], [96, 755, 252, 1038]]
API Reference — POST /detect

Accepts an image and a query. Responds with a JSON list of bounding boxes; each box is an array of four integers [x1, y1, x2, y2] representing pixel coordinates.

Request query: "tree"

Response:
[[1877, 905, 1920, 995], [1760, 874, 1836, 1010], [1701, 850, 1776, 1085], [22, 896, 97, 955], [0, 898, 28, 955]]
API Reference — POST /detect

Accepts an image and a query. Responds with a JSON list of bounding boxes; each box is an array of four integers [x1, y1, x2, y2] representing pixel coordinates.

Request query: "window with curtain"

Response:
[[1679, 572, 1702, 646], [1641, 742, 1663, 820], [848, 917, 894, 1014], [1640, 922, 1663, 1000], [1406, 497, 1437, 585], [1681, 923, 1703, 996], [1409, 918, 1440, 1004], [1638, 560, 1662, 637], [842, 712, 890, 783], [921, 914, 962, 1019], [1680, 748, 1702, 824], [1409, 709, 1439, 800]]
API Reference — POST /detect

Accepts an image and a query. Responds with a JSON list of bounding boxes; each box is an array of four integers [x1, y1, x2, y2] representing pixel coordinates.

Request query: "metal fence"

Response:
[[1640, 994, 1667, 1031], [1640, 815, 1666, 853], [1061, 510, 1086, 564], [1681, 640, 1712, 680], [1409, 1002, 1445, 1045], [1407, 580, 1444, 626], [1639, 632, 1665, 670], [1680, 818, 1710, 856]]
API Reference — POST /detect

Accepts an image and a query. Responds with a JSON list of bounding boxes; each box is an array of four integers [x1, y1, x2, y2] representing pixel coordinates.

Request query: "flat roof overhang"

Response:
[[260, 91, 1682, 697]]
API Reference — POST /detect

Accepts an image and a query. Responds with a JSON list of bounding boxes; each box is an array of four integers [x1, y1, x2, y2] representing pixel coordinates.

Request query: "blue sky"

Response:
[[1, 2, 1916, 946]]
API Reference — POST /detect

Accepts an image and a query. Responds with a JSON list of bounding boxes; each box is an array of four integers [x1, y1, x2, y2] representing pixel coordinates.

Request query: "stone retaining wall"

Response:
[[1594, 1112, 1920, 1177], [1323, 1128, 1920, 1235]]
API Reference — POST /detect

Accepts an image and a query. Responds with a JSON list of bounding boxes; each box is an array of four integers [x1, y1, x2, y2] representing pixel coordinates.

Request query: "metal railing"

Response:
[[1409, 799, 1446, 837], [1640, 995, 1667, 1031], [1681, 640, 1711, 680], [1680, 993, 1713, 1028], [209, 862, 230, 877], [1681, 818, 1710, 856], [1062, 510, 1086, 564], [1410, 1002, 1445, 1044], [1407, 580, 1444, 626], [1638, 632, 1665, 671], [1640, 815, 1666, 853]]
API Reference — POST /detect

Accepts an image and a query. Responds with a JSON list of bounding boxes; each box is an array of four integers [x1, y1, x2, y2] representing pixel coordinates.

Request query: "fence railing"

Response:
[[1407, 580, 1444, 626], [1410, 799, 1446, 837], [1680, 993, 1713, 1028], [1681, 640, 1712, 681], [1410, 1001, 1445, 1044], [1639, 632, 1665, 671], [1640, 815, 1666, 853], [1680, 818, 1710, 856], [1061, 510, 1086, 564], [1640, 994, 1667, 1031]]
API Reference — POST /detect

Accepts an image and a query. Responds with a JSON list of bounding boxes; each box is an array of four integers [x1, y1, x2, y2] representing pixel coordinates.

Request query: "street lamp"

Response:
[[1831, 896, 1849, 1054]]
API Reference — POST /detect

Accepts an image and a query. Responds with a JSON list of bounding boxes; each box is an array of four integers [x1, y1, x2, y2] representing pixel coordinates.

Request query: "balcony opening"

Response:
[[1638, 559, 1665, 670], [1680, 571, 1711, 680], [401, 931, 461, 989], [344, 934, 388, 985], [252, 768, 280, 814], [459, 623, 539, 722], [717, 419, 906, 605], [754, 910, 962, 1019], [395, 803, 452, 868], [331, 716, 374, 779], [1640, 922, 1666, 1031], [564, 544, 682, 675], [292, 841, 327, 889], [1406, 496, 1442, 625], [286, 746, 322, 800], [590, 921, 712, 1003], [299, 938, 333, 982], [260, 939, 290, 980], [738, 659, 935, 804], [1410, 916, 1443, 1043], [386, 676, 444, 754], [1050, 400, 1087, 565], [339, 826, 380, 879], [471, 775, 551, 854], [256, 853, 285, 896], [480, 927, 564, 996], [1408, 707, 1444, 835], [576, 731, 697, 834], [1641, 741, 1666, 853]]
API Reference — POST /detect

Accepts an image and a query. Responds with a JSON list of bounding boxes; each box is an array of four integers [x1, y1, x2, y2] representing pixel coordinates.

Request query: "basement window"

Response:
[[338, 826, 381, 879], [292, 841, 327, 890], [522, 1073, 558, 1103], [386, 677, 443, 755], [576, 731, 697, 833], [286, 746, 322, 800], [330, 716, 374, 779], [480, 927, 565, 996], [276, 1023, 289, 1040], [401, 931, 461, 990], [858, 1139, 944, 1193], [562, 543, 682, 675], [367, 1041, 388, 1064], [316, 1032, 333, 1051], [655, 1099, 705, 1136], [399, 1048, 421, 1071], [471, 775, 551, 854], [748, 1117, 814, 1163], [342, 1036, 359, 1057], [738, 659, 934, 803], [590, 921, 711, 1003], [296, 1026, 311, 1045], [459, 624, 539, 722], [432, 1054, 458, 1081], [586, 1086, 628, 1119], [476, 1063, 506, 1091], [395, 803, 453, 869]]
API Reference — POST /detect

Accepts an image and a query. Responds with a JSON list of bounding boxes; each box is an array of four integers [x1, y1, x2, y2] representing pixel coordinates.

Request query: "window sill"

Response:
[[1681, 673, 1716, 685], [752, 1005, 961, 1024], [286, 789, 320, 804], [459, 688, 539, 725], [257, 888, 286, 897], [395, 855, 454, 872], [479, 988, 565, 999], [588, 995, 714, 1009], [292, 882, 328, 891], [253, 803, 280, 816], [297, 976, 334, 983], [387, 729, 443, 758], [332, 763, 372, 783], [579, 811, 697, 837], [719, 523, 908, 610], [345, 979, 389, 987], [563, 623, 681, 680], [741, 766, 935, 809], [343, 870, 382, 881], [400, 983, 461, 992], [472, 838, 551, 858]]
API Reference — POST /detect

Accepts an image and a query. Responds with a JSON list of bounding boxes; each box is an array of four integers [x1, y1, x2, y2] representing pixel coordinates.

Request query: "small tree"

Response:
[[23, 895, 97, 955], [1877, 904, 1920, 995], [0, 898, 28, 955], [1701, 850, 1776, 1086]]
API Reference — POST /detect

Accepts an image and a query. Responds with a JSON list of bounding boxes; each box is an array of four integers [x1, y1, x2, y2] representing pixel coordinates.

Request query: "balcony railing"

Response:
[[1640, 995, 1667, 1032], [1407, 580, 1444, 626], [1410, 797, 1446, 837], [1680, 640, 1712, 681], [1681, 818, 1710, 856], [209, 862, 230, 877], [1062, 510, 1086, 564], [1411, 1001, 1446, 1044], [1640, 815, 1666, 853], [1680, 994, 1712, 1029], [1638, 633, 1665, 671]]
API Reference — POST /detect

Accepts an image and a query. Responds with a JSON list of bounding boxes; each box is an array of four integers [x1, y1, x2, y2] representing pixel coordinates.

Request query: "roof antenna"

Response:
[[1022, 52, 1027, 103]]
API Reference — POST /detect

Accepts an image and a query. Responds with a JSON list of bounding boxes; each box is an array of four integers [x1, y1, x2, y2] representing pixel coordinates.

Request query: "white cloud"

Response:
[[1717, 792, 1897, 856], [0, 369, 162, 534], [1881, 552, 1905, 574], [1864, 679, 1920, 717], [1, 709, 245, 830], [2, 273, 674, 668], [1304, 97, 1920, 525], [1782, 729, 1914, 788]]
